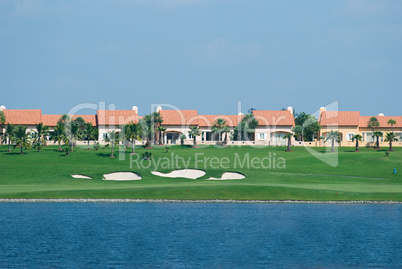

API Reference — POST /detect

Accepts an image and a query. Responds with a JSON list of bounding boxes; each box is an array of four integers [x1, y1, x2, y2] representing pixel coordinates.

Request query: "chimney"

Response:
[[156, 106, 162, 113], [378, 113, 384, 116], [0, 105, 5, 111], [319, 107, 326, 114], [287, 106, 293, 115], [132, 106, 138, 114]]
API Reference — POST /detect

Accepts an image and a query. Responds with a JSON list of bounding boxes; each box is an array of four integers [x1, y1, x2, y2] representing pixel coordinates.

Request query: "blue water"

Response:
[[0, 203, 401, 268]]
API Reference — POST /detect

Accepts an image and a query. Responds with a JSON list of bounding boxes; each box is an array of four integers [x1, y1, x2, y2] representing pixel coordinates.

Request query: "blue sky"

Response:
[[1, 0, 401, 116]]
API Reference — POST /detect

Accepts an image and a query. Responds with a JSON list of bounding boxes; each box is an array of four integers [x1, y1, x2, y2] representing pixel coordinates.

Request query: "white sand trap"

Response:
[[151, 169, 206, 179], [103, 172, 142, 181], [72, 174, 92, 179], [207, 172, 245, 180]]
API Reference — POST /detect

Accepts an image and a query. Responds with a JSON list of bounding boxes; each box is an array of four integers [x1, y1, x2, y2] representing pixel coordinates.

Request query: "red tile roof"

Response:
[[42, 115, 61, 126], [197, 115, 241, 127], [319, 111, 360, 126], [359, 116, 402, 128], [97, 110, 139, 126], [42, 114, 97, 126], [3, 109, 42, 125], [160, 110, 198, 125], [252, 110, 295, 126]]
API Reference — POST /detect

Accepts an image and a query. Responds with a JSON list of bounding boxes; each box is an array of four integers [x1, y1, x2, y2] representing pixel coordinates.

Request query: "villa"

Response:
[[318, 107, 402, 147], [0, 105, 401, 147]]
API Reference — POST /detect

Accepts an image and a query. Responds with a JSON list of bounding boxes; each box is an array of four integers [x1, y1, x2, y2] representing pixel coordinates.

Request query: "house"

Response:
[[159, 108, 198, 144], [1, 108, 42, 140], [252, 107, 295, 146], [359, 114, 402, 146], [97, 107, 140, 143], [319, 107, 402, 147], [196, 114, 241, 144], [319, 108, 361, 145]]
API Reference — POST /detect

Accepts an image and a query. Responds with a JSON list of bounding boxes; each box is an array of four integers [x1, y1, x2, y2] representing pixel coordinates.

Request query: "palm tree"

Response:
[[14, 125, 31, 154], [385, 132, 398, 151], [373, 131, 383, 149], [367, 117, 379, 146], [82, 122, 95, 150], [211, 118, 228, 142], [59, 114, 71, 125], [283, 133, 293, 152], [104, 131, 119, 158], [157, 126, 166, 145], [125, 122, 142, 154], [50, 122, 65, 151], [324, 130, 339, 152], [2, 124, 16, 152], [232, 114, 259, 141], [180, 134, 186, 145], [351, 134, 362, 152], [0, 110, 5, 139], [387, 119, 397, 133], [144, 112, 163, 145], [33, 123, 50, 151], [188, 126, 201, 147]]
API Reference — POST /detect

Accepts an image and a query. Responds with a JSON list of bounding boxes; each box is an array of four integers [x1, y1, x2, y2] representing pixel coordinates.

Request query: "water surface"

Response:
[[0, 203, 401, 268]]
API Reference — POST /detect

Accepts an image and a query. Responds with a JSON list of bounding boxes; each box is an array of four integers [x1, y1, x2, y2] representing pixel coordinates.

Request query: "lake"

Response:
[[0, 203, 401, 268]]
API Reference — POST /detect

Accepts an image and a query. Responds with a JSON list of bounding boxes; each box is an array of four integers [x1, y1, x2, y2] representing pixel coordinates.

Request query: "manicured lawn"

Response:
[[0, 144, 401, 200]]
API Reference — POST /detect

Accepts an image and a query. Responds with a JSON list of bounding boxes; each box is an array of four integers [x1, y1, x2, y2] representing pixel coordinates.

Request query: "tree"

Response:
[[188, 126, 201, 147], [2, 124, 16, 152], [294, 113, 321, 141], [14, 125, 31, 154], [351, 134, 362, 152], [50, 122, 65, 151], [82, 122, 96, 150], [387, 119, 397, 133], [143, 112, 163, 145], [324, 130, 339, 153], [33, 123, 50, 152], [0, 110, 5, 139], [211, 118, 228, 142], [104, 131, 119, 158], [385, 132, 398, 152], [373, 131, 383, 149], [232, 114, 259, 141], [63, 141, 72, 156], [157, 126, 166, 145], [283, 133, 293, 152], [180, 134, 186, 145], [367, 117, 379, 141], [69, 118, 85, 151], [59, 114, 71, 125], [125, 122, 142, 154], [292, 125, 302, 141]]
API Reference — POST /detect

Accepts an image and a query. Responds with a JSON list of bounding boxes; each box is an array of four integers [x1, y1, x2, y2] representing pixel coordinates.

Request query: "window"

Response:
[[364, 132, 374, 142], [259, 133, 266, 140], [347, 133, 355, 141]]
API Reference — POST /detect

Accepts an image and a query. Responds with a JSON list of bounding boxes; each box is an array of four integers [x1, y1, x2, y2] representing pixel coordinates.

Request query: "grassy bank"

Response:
[[0, 145, 401, 200]]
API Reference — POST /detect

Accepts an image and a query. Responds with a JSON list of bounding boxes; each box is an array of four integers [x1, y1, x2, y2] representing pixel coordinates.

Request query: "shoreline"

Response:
[[0, 198, 401, 204]]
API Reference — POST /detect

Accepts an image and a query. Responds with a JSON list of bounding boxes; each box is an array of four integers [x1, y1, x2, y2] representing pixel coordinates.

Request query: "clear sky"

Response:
[[1, 0, 401, 116]]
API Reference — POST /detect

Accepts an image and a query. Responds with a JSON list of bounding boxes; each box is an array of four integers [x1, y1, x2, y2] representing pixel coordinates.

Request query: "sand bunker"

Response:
[[71, 174, 92, 179], [151, 169, 206, 179], [207, 172, 245, 180], [103, 172, 142, 181]]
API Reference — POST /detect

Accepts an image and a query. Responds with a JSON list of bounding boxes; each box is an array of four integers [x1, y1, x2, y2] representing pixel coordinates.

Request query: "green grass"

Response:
[[0, 144, 401, 200]]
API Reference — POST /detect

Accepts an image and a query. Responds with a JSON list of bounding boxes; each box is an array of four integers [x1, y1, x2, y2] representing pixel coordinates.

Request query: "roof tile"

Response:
[[160, 110, 198, 125], [319, 111, 360, 126], [97, 110, 139, 126], [3, 109, 42, 125], [252, 110, 295, 126]]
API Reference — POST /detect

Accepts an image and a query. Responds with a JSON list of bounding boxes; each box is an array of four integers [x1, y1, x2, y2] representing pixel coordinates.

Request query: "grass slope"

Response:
[[0, 145, 401, 200]]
